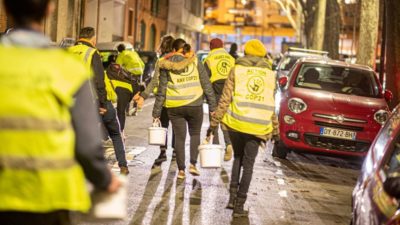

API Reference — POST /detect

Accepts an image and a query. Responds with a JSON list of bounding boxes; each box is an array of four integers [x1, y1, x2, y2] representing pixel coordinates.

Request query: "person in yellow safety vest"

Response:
[[208, 39, 279, 218], [68, 27, 129, 175], [204, 38, 235, 162], [115, 44, 144, 129], [133, 36, 177, 165], [0, 0, 120, 224], [152, 38, 217, 180], [134, 36, 197, 165]]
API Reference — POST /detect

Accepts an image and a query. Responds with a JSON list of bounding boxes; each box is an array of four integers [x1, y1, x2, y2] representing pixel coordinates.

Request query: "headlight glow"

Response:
[[288, 98, 307, 114]]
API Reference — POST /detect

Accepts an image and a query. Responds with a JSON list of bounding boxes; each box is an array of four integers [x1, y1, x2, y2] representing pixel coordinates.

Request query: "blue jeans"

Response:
[[102, 101, 127, 167]]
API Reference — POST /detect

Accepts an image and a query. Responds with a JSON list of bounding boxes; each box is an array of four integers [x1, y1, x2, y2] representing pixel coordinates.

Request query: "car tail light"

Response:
[[374, 110, 390, 125], [288, 98, 307, 114]]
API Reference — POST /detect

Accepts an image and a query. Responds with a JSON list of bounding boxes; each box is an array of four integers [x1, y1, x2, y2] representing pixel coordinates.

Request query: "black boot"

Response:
[[232, 197, 249, 217], [226, 188, 237, 209]]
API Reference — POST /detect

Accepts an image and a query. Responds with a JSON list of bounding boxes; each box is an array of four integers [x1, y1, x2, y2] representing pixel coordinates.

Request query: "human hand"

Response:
[[107, 172, 122, 193], [136, 96, 144, 109], [133, 92, 141, 101], [99, 107, 107, 115]]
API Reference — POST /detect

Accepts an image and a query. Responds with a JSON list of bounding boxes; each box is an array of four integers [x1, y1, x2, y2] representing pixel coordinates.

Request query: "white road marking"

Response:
[[278, 190, 288, 198], [276, 169, 283, 175], [277, 178, 285, 185], [274, 161, 281, 167]]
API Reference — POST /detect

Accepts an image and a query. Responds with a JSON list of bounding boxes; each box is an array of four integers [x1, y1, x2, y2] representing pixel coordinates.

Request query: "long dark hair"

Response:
[[172, 38, 186, 52], [160, 35, 174, 54]]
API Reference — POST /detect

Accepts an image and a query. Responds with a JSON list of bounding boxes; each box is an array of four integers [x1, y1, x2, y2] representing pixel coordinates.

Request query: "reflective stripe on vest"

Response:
[[205, 48, 235, 83], [0, 156, 76, 170], [0, 117, 69, 131], [111, 79, 133, 92], [165, 58, 203, 108], [0, 46, 91, 213], [222, 65, 276, 136]]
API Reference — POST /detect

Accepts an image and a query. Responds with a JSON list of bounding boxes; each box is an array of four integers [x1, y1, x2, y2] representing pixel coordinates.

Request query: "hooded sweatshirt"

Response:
[[152, 53, 217, 118], [210, 55, 279, 141]]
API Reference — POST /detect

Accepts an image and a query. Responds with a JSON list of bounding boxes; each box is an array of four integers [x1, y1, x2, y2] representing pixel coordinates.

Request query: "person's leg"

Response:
[[233, 133, 260, 217], [237, 134, 260, 198], [228, 131, 245, 189], [186, 106, 203, 166], [155, 107, 169, 163], [102, 101, 128, 173], [167, 107, 187, 172], [115, 87, 132, 131]]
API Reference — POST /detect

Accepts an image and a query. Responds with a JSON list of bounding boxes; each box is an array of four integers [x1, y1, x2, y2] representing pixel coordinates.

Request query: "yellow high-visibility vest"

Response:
[[204, 48, 235, 83], [116, 50, 144, 76], [222, 65, 276, 136], [0, 46, 91, 213], [68, 43, 116, 101], [165, 58, 203, 108]]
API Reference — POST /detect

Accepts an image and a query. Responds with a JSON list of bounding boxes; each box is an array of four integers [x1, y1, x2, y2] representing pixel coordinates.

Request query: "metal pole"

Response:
[[133, 0, 139, 49], [96, 0, 100, 43], [379, 0, 386, 84]]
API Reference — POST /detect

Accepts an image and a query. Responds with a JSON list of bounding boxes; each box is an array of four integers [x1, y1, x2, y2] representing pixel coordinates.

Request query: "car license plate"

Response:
[[319, 127, 356, 140]]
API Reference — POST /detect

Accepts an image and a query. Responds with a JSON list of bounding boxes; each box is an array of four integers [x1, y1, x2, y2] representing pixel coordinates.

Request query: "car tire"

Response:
[[272, 141, 288, 159]]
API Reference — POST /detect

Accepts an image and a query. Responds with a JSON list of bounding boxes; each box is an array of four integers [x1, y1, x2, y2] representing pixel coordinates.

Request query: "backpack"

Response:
[[106, 63, 135, 83]]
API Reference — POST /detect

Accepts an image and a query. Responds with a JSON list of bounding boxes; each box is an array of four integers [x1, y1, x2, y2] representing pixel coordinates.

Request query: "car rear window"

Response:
[[294, 63, 380, 98], [278, 56, 300, 71]]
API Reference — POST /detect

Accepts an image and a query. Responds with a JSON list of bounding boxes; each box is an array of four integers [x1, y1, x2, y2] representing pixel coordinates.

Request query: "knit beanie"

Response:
[[210, 38, 224, 50], [244, 39, 266, 57]]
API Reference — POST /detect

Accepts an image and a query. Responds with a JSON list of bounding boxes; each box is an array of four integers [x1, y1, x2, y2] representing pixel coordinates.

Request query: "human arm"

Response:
[[198, 62, 217, 112], [204, 60, 212, 78], [152, 69, 168, 118], [140, 60, 160, 99], [71, 80, 113, 191], [91, 53, 108, 108], [210, 68, 235, 128]]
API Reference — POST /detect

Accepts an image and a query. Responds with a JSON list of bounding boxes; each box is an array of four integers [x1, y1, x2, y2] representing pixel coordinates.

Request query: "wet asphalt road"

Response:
[[78, 98, 363, 225]]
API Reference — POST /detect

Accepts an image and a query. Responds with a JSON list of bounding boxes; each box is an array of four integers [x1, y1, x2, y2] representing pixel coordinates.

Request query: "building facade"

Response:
[[167, 0, 204, 51], [134, 0, 169, 51]]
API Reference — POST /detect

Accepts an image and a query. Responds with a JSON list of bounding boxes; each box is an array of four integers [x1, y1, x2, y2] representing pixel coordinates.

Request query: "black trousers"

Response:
[[0, 210, 71, 225], [115, 87, 133, 131], [167, 106, 203, 170], [160, 107, 175, 151], [229, 130, 261, 198], [102, 101, 127, 167]]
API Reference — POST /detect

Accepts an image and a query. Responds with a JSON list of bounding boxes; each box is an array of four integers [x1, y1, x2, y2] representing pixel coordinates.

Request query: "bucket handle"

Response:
[[152, 118, 162, 127], [203, 134, 214, 145]]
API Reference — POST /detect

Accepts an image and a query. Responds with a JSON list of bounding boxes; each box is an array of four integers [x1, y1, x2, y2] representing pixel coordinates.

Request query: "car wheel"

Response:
[[272, 141, 288, 159]]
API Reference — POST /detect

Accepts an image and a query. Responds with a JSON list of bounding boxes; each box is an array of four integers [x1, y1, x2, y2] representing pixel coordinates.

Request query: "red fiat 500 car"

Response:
[[352, 104, 400, 225], [273, 58, 393, 159]]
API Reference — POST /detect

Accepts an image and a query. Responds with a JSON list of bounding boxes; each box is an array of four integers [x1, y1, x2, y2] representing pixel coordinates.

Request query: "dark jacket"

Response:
[[152, 54, 217, 118], [76, 40, 108, 108]]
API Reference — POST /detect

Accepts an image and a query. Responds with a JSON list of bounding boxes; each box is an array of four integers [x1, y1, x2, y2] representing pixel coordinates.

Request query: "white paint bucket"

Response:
[[198, 137, 224, 168], [148, 121, 167, 146]]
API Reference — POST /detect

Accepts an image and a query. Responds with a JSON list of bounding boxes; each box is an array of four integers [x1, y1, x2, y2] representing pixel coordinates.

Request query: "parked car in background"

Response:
[[276, 48, 329, 78], [351, 104, 400, 225], [97, 41, 158, 86], [273, 58, 393, 159]]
